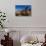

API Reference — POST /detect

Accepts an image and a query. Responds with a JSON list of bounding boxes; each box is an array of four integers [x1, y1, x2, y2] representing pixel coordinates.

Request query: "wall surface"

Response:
[[0, 0, 46, 27]]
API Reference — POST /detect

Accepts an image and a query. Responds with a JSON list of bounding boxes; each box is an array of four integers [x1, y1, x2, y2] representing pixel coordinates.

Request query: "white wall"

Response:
[[7, 0, 46, 27], [0, 0, 46, 27], [0, 0, 46, 31], [32, 0, 46, 27]]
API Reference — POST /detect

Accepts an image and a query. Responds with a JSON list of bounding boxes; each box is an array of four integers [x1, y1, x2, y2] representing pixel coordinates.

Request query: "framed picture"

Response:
[[15, 5, 32, 16]]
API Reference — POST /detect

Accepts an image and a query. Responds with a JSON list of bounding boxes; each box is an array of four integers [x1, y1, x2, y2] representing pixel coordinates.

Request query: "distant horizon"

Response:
[[16, 5, 32, 11]]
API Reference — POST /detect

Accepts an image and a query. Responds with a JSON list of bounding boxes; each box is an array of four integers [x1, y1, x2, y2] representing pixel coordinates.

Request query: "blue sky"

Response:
[[16, 5, 32, 11]]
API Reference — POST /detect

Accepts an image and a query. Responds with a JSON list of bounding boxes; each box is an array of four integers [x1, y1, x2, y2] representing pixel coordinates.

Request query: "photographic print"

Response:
[[15, 5, 32, 16]]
